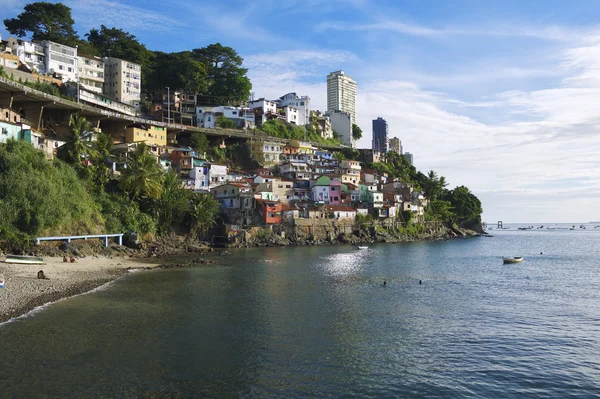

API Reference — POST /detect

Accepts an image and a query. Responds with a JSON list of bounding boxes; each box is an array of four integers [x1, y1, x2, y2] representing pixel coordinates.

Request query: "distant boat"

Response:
[[0, 274, 4, 288], [4, 255, 45, 265], [503, 256, 524, 264], [357, 246, 369, 250]]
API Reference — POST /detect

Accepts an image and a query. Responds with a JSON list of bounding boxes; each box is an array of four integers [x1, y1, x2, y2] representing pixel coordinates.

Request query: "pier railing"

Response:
[[35, 234, 124, 247]]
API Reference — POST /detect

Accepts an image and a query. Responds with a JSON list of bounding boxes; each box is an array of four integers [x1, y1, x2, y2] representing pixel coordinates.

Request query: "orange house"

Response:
[[256, 199, 282, 225]]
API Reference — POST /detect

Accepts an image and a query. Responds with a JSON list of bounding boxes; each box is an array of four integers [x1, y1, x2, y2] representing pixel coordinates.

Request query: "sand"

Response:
[[0, 256, 168, 324]]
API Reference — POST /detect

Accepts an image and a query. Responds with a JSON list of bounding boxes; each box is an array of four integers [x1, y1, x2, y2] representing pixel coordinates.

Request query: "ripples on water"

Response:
[[1, 227, 600, 398]]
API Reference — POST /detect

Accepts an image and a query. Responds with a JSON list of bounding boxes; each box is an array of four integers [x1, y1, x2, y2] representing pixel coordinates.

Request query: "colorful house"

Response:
[[256, 199, 282, 225], [329, 178, 342, 205]]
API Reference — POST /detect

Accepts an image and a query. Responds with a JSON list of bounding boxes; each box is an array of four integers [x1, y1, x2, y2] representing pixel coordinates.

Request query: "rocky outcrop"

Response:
[[225, 223, 481, 248]]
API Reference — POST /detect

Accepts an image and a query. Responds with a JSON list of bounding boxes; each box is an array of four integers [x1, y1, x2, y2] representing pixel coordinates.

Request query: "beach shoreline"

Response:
[[0, 256, 194, 324]]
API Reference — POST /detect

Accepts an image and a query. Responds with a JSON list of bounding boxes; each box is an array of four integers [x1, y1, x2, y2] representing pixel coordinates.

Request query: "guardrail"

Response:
[[35, 234, 124, 247]]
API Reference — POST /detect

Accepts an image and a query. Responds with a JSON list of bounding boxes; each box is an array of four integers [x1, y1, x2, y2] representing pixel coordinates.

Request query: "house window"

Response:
[[68, 67, 72, 72], [59, 65, 64, 70], [229, 199, 233, 207]]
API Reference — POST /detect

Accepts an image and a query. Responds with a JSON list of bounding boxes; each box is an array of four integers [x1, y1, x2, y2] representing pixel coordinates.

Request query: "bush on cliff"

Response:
[[0, 140, 103, 246]]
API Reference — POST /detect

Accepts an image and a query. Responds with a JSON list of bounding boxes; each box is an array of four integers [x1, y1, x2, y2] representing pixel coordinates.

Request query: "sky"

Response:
[[2, 0, 600, 223]]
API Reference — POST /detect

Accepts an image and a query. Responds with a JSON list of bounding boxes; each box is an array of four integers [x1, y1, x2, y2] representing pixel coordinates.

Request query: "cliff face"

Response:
[[226, 222, 480, 248]]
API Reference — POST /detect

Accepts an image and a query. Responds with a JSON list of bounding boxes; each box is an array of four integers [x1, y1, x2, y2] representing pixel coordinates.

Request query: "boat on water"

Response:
[[4, 255, 45, 265], [503, 256, 524, 264], [357, 246, 369, 250]]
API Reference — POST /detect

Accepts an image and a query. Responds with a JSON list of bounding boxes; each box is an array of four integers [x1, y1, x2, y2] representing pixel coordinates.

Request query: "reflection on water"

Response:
[[1, 232, 600, 397]]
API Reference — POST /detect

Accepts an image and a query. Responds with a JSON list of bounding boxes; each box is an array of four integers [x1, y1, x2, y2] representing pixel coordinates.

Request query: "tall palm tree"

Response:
[[119, 143, 164, 200], [62, 113, 97, 165]]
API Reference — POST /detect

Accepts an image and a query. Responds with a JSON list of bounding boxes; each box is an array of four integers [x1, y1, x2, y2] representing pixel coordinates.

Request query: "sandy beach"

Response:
[[0, 256, 168, 324]]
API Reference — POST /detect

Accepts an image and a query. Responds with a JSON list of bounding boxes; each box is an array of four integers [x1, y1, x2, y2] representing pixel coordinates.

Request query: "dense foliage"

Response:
[[259, 120, 343, 145], [0, 140, 102, 246]]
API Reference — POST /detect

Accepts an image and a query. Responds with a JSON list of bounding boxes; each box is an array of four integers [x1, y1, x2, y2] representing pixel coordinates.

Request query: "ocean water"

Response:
[[1, 226, 600, 398]]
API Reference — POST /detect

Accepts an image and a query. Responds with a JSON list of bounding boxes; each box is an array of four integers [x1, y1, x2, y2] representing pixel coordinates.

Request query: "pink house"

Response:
[[329, 178, 342, 205]]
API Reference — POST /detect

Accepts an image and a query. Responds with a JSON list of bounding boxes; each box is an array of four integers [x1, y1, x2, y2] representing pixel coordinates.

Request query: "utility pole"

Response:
[[75, 45, 79, 103], [166, 86, 170, 124]]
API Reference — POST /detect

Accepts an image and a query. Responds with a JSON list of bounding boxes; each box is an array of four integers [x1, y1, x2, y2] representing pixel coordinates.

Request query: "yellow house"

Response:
[[124, 124, 167, 146]]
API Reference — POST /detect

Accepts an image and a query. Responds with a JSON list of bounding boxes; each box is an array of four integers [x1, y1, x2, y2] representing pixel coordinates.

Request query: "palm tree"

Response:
[[189, 193, 220, 238], [61, 113, 97, 165], [119, 143, 164, 200]]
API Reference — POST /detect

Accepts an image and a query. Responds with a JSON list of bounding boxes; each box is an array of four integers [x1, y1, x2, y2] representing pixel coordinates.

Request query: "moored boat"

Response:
[[503, 256, 524, 264], [4, 255, 45, 265], [357, 246, 369, 250]]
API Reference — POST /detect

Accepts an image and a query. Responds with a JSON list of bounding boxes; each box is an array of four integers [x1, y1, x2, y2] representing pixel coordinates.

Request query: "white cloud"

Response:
[[65, 0, 185, 32], [316, 18, 594, 42]]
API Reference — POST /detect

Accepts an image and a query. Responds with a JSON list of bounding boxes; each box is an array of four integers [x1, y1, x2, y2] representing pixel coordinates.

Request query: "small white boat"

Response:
[[0, 274, 4, 288], [357, 246, 369, 250], [4, 255, 45, 265], [503, 256, 524, 264]]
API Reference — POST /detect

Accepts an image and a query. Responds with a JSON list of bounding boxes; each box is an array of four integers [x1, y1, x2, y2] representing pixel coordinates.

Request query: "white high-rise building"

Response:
[[6, 37, 78, 82], [103, 57, 141, 109], [327, 70, 357, 125]]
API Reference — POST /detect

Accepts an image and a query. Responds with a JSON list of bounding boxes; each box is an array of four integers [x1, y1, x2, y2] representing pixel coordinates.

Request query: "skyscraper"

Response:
[[327, 70, 357, 124], [372, 117, 388, 153], [389, 137, 402, 154], [403, 152, 413, 166]]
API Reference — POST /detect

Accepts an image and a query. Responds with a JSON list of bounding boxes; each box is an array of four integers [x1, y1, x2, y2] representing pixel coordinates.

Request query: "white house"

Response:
[[278, 93, 311, 126], [196, 106, 255, 129], [280, 105, 299, 125], [6, 37, 45, 73], [189, 162, 228, 192], [45, 41, 78, 82]]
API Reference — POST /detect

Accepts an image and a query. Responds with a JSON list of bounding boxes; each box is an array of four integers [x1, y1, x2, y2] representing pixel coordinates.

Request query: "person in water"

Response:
[[419, 280, 422, 285], [383, 281, 387, 286]]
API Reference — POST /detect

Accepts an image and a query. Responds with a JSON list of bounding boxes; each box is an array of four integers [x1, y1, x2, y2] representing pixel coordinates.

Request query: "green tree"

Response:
[[193, 43, 252, 105], [425, 200, 454, 222], [352, 123, 362, 141], [216, 115, 236, 129], [190, 132, 209, 154], [154, 170, 190, 235], [4, 2, 77, 43], [333, 151, 346, 161], [443, 186, 482, 224], [189, 193, 220, 238], [85, 25, 153, 84], [59, 114, 97, 165], [119, 143, 164, 200]]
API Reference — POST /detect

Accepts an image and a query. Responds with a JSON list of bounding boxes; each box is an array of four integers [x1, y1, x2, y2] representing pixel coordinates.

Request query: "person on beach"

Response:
[[63, 256, 68, 262], [70, 257, 75, 263]]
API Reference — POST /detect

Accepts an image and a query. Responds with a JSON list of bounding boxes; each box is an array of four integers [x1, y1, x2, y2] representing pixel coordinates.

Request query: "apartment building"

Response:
[[78, 55, 104, 93], [103, 57, 141, 109], [327, 70, 357, 124]]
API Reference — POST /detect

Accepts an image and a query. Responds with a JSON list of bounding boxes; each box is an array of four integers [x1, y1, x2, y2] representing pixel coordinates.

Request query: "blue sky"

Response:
[[3, 0, 600, 222]]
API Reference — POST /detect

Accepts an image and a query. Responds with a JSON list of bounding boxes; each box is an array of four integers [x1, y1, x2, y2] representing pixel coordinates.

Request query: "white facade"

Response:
[[328, 110, 355, 147], [248, 99, 277, 114], [312, 186, 330, 202], [281, 106, 299, 125], [45, 41, 77, 82], [103, 57, 141, 108], [6, 38, 78, 82], [278, 93, 311, 126], [78, 55, 104, 93], [197, 106, 254, 129], [7, 37, 45, 73], [189, 163, 228, 191], [327, 70, 357, 124]]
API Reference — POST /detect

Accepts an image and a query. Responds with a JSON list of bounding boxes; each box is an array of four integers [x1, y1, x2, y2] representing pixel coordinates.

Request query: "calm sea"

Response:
[[1, 225, 600, 398]]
